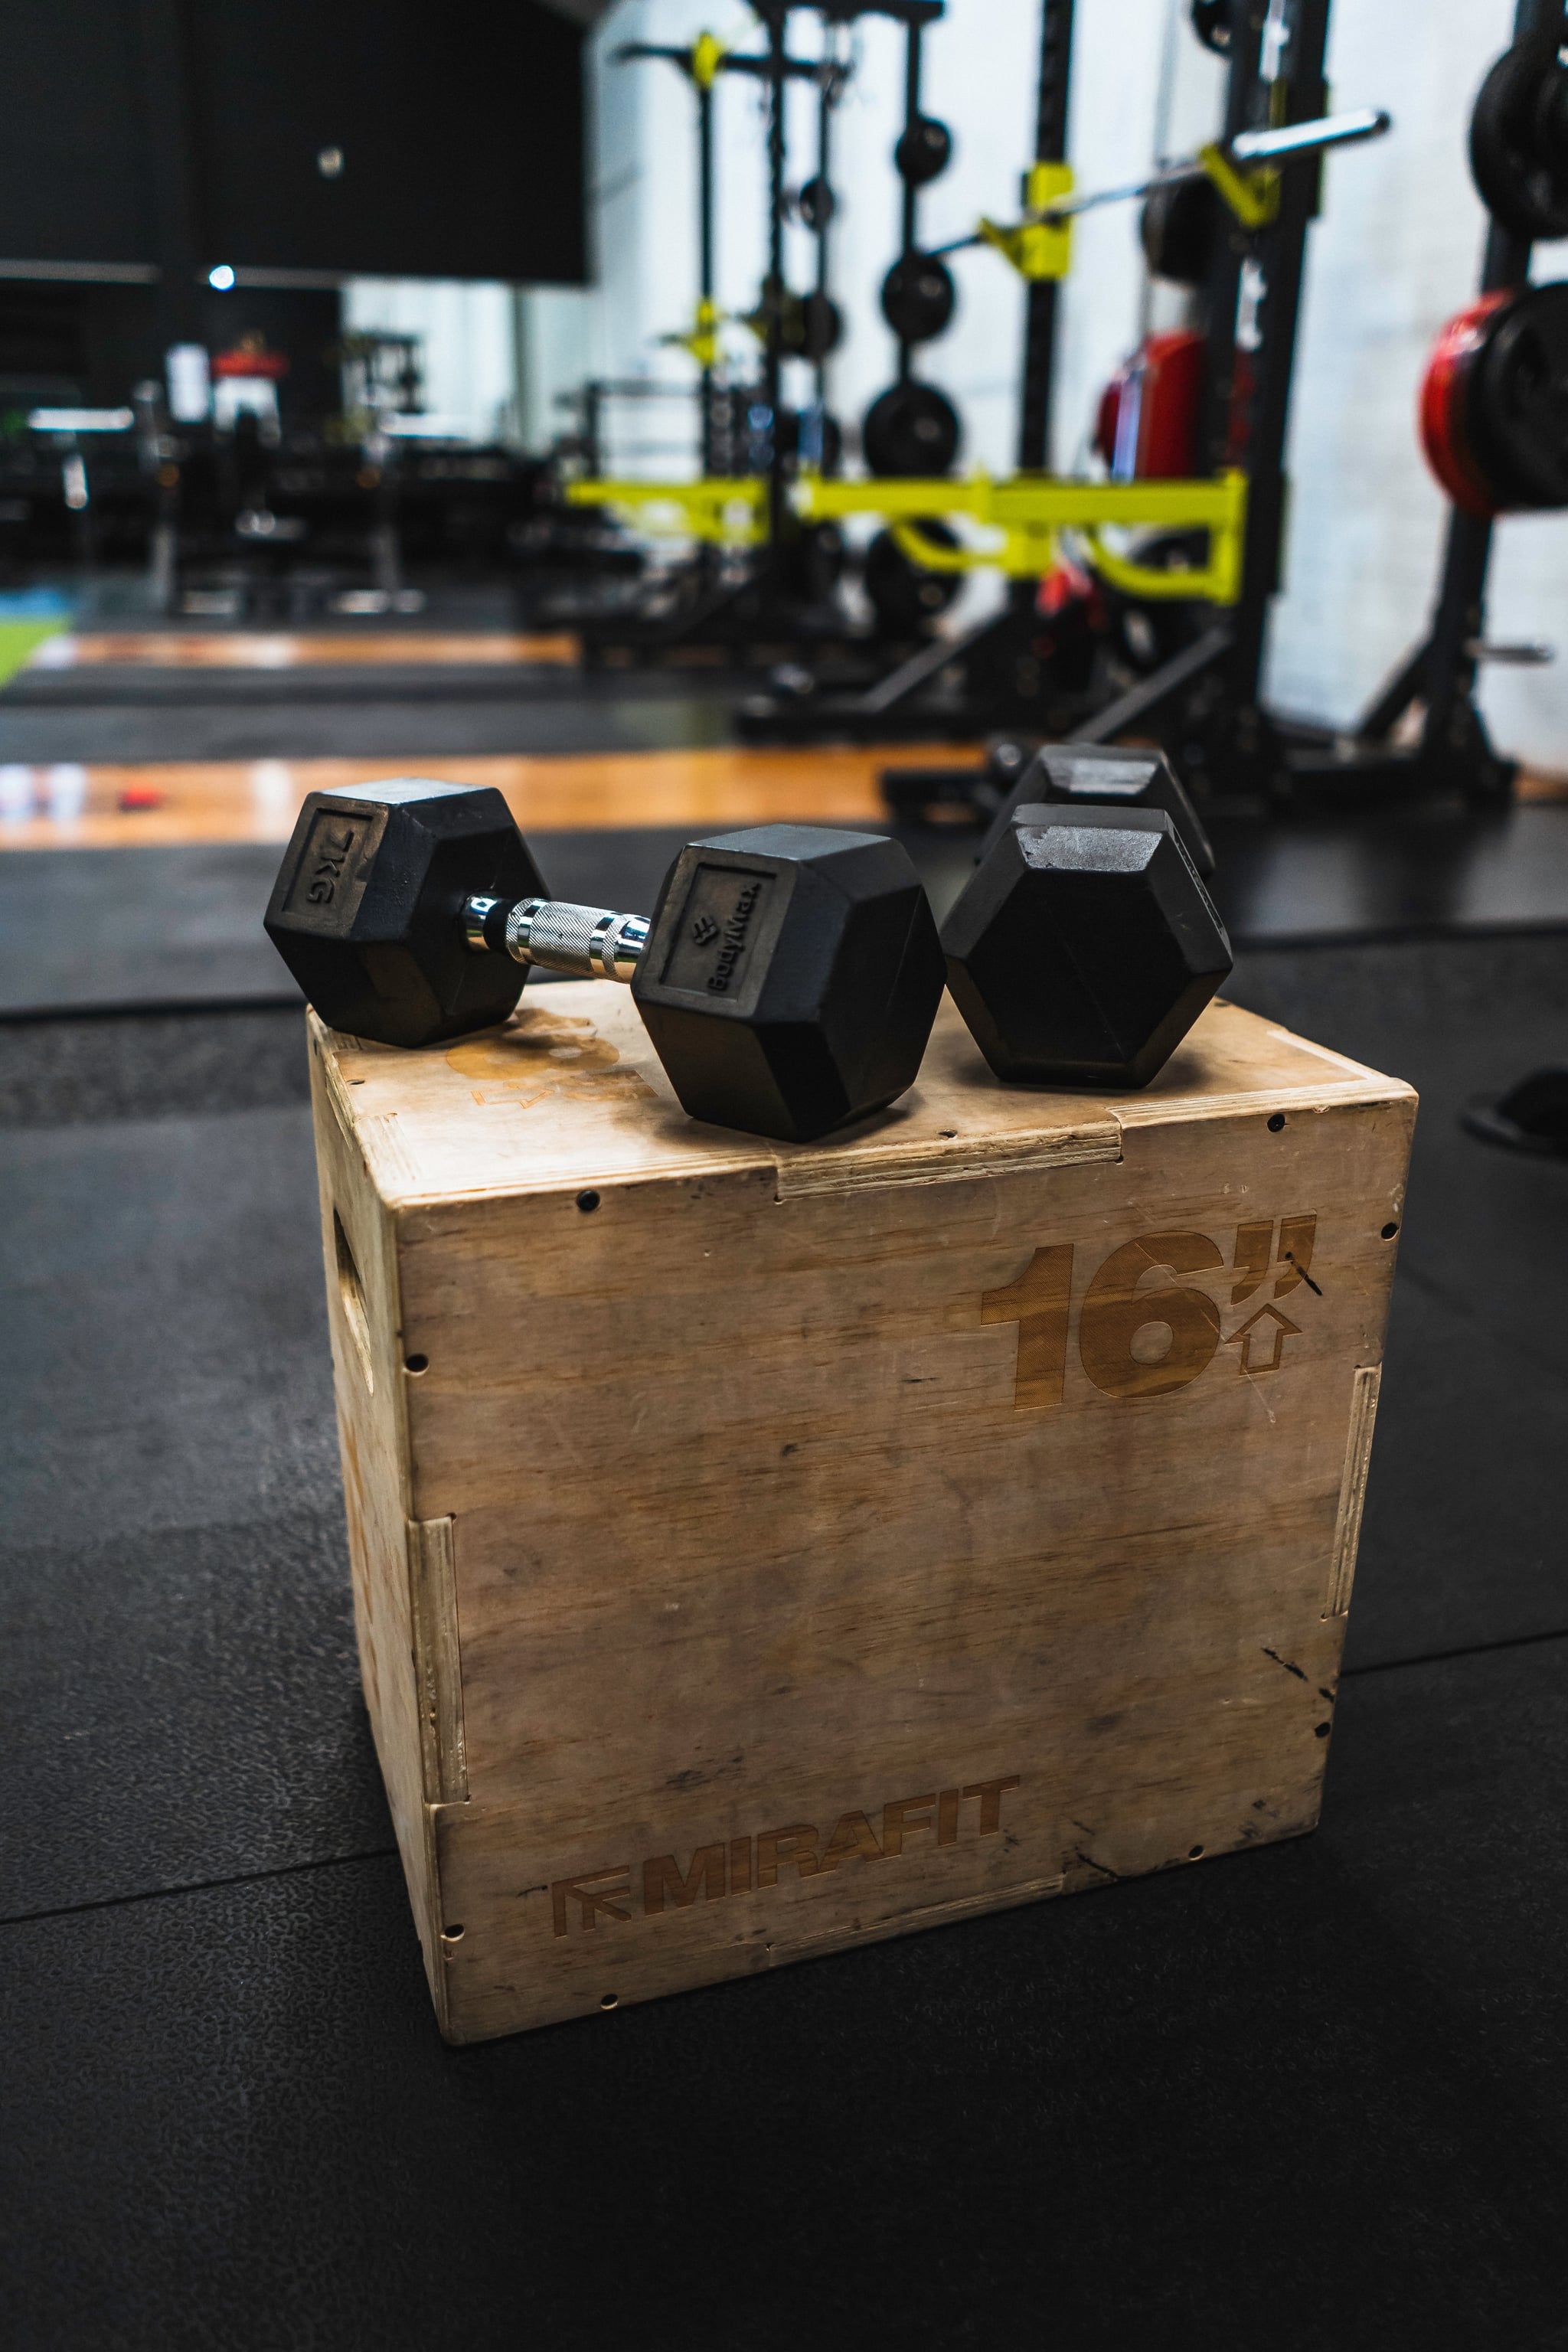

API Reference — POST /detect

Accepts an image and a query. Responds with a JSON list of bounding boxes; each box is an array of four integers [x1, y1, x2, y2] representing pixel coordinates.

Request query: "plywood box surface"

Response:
[[309, 985, 1414, 2042]]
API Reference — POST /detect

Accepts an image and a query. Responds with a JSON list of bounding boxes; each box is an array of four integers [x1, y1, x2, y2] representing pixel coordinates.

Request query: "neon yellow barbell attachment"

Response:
[[567, 469, 1248, 597], [564, 475, 766, 548], [1196, 142, 1279, 230], [691, 31, 727, 91], [936, 106, 1388, 266], [799, 469, 1248, 601], [658, 296, 726, 371], [977, 162, 1075, 281]]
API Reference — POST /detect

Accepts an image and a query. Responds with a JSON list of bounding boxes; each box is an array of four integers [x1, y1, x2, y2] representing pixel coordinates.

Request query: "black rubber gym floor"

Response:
[[0, 670, 735, 762], [3, 880, 1567, 2344]]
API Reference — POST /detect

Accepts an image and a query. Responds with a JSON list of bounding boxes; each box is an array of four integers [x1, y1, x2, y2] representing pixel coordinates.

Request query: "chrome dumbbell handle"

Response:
[[462, 895, 651, 983]]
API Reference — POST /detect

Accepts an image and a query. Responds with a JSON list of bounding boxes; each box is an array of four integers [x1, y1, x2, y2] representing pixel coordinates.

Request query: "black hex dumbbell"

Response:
[[978, 741, 1216, 877], [265, 779, 945, 1144], [942, 777, 1232, 1091]]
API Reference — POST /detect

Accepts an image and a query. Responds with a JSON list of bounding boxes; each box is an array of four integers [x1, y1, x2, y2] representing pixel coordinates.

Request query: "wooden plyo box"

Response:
[[309, 985, 1414, 2043]]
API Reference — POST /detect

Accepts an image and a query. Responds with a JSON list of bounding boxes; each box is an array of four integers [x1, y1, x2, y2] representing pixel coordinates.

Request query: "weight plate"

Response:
[[1468, 280, 1568, 509], [1470, 36, 1568, 243], [894, 115, 952, 185], [880, 253, 956, 345], [800, 292, 843, 364], [1419, 295, 1512, 516], [863, 524, 962, 635], [1092, 332, 1202, 482], [1190, 0, 1230, 55], [861, 381, 961, 478], [1093, 368, 1126, 470], [797, 175, 836, 232], [1139, 176, 1223, 287]]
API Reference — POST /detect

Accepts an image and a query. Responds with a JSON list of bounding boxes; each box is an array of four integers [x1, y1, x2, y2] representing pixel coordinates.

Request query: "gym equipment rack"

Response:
[[735, 0, 1380, 786], [564, 4, 920, 672], [1296, 0, 1568, 805]]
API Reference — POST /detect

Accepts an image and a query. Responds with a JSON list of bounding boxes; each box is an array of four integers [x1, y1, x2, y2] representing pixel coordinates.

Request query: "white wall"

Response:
[[340, 279, 520, 441]]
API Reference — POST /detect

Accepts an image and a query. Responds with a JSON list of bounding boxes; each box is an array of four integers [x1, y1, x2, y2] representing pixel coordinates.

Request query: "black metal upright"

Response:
[[895, 21, 925, 385], [1015, 0, 1076, 474], [1194, 0, 1266, 478], [1416, 0, 1561, 784], [697, 74, 718, 475], [761, 2, 792, 564], [1222, 0, 1332, 768], [1415, 231, 1530, 784], [810, 41, 847, 446]]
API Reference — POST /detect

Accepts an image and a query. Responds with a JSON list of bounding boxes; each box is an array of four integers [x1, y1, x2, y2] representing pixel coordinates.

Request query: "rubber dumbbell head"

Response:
[[941, 805, 1233, 1090], [262, 778, 547, 1047], [982, 742, 1216, 877], [634, 825, 945, 1142], [266, 785, 945, 1143]]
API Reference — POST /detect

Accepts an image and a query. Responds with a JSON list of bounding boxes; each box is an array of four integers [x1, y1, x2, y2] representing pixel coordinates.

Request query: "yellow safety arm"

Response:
[[799, 470, 1249, 602], [565, 469, 1247, 596], [564, 475, 767, 548]]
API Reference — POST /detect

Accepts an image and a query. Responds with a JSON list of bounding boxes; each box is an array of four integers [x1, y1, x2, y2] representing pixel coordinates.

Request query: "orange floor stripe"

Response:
[[26, 631, 581, 670], [12, 740, 1547, 851], [0, 746, 981, 851]]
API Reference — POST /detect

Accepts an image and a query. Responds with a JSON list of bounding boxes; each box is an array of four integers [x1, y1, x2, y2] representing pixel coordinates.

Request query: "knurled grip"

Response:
[[504, 900, 649, 982]]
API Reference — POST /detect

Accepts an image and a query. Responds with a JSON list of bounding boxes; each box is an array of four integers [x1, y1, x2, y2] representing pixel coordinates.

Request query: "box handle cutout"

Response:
[[333, 1210, 375, 1393]]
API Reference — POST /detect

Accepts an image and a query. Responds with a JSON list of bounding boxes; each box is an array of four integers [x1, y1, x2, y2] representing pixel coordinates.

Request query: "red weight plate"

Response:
[[1419, 293, 1511, 518], [1094, 371, 1127, 469], [1096, 333, 1204, 482], [1135, 329, 1204, 479]]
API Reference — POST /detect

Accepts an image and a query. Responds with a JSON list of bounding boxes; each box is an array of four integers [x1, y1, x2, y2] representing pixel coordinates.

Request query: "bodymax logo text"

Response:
[[706, 880, 762, 993]]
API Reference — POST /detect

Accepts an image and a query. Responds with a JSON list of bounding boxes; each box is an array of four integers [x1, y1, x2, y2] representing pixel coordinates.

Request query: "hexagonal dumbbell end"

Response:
[[982, 741, 1215, 877], [264, 779, 547, 1046], [632, 825, 945, 1142], [941, 805, 1233, 1089]]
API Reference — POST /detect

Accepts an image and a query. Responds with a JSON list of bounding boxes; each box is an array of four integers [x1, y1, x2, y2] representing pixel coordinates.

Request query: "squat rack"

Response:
[[574, 0, 1391, 795], [734, 0, 1372, 766]]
